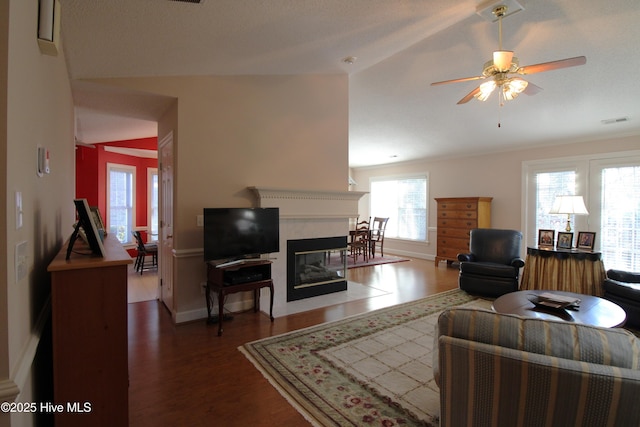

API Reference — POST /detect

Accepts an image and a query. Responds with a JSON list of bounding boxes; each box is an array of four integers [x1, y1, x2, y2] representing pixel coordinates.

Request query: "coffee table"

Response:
[[492, 290, 627, 328]]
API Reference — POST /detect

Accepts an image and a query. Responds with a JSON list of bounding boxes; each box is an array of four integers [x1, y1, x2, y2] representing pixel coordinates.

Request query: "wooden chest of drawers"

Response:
[[435, 197, 492, 266]]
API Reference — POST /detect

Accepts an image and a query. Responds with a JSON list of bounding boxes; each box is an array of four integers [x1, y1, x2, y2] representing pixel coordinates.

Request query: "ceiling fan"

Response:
[[431, 5, 586, 105]]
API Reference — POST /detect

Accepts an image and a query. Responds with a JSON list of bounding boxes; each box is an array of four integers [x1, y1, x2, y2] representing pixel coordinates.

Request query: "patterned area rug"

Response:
[[240, 289, 493, 426]]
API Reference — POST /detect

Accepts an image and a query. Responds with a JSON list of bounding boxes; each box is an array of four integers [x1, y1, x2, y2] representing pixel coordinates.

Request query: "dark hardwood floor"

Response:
[[128, 257, 459, 426]]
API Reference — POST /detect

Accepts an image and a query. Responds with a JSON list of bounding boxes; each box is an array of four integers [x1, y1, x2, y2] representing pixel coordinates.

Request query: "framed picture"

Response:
[[90, 206, 106, 237], [556, 232, 573, 249], [538, 229, 555, 247], [577, 232, 596, 250], [66, 199, 106, 259]]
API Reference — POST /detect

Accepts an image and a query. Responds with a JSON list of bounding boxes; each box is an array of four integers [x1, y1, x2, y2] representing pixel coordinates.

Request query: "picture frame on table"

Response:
[[538, 229, 555, 247], [577, 231, 596, 250], [66, 199, 106, 259], [556, 232, 573, 249], [90, 206, 106, 237]]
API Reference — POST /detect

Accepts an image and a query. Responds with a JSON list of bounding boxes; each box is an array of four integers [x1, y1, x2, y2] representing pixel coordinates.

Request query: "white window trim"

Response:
[[147, 167, 158, 241], [106, 163, 137, 244], [369, 173, 429, 243]]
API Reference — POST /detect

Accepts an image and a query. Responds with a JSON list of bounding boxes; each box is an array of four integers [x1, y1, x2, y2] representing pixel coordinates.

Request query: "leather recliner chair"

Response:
[[457, 228, 525, 297], [602, 269, 640, 327]]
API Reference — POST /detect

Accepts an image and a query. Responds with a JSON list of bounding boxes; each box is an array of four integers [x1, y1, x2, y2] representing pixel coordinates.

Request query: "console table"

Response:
[[206, 259, 274, 336], [47, 234, 131, 426], [520, 247, 606, 296]]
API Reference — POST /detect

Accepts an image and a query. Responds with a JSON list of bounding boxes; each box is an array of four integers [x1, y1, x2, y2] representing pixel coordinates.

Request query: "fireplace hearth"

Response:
[[287, 236, 348, 301]]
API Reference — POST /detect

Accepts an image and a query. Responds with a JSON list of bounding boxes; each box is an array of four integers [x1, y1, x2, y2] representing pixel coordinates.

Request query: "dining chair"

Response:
[[369, 217, 389, 258], [348, 220, 370, 263], [132, 231, 158, 275]]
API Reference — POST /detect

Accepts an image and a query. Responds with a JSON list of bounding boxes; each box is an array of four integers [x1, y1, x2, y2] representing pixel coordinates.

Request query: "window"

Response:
[[591, 159, 640, 271], [534, 170, 577, 233], [148, 168, 158, 242], [523, 160, 587, 245], [524, 152, 640, 271], [107, 163, 136, 244], [370, 175, 428, 241]]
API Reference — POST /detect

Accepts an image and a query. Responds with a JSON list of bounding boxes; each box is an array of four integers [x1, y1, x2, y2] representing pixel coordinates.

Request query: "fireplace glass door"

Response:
[[287, 237, 348, 301]]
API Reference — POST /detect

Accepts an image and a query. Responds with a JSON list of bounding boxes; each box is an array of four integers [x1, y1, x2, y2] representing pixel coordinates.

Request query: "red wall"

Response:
[[76, 137, 158, 243]]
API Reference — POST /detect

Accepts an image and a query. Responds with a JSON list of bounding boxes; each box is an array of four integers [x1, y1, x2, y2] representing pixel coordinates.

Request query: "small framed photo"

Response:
[[90, 206, 106, 236], [577, 232, 596, 250], [556, 232, 573, 249], [538, 229, 555, 247]]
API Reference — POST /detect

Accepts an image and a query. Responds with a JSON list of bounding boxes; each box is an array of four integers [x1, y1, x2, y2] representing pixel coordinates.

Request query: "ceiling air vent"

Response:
[[169, 0, 201, 3], [601, 117, 630, 125]]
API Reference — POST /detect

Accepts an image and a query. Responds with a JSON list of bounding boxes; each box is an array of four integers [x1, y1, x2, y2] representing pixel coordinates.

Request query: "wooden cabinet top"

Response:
[[434, 197, 493, 203], [48, 234, 133, 272]]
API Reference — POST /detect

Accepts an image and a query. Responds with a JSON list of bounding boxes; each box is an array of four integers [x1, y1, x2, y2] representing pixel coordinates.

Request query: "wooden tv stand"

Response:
[[206, 259, 274, 336]]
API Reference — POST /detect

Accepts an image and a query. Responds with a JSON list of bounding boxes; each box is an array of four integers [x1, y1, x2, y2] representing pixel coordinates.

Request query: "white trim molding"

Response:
[[248, 186, 367, 219], [0, 378, 20, 403]]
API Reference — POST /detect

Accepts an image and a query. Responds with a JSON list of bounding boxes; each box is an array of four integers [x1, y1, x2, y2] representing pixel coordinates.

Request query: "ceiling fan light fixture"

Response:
[[502, 77, 528, 101], [475, 80, 497, 101], [493, 50, 514, 71]]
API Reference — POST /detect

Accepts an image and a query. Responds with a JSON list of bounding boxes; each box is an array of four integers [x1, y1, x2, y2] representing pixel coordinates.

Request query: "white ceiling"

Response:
[[63, 0, 640, 168]]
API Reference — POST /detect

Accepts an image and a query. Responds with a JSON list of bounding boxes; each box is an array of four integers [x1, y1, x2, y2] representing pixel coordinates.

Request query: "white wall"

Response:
[[351, 135, 640, 260], [81, 74, 350, 322], [2, 0, 75, 425]]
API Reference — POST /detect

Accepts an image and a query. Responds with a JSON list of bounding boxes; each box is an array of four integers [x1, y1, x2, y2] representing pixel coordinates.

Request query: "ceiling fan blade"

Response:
[[523, 82, 543, 96], [517, 56, 586, 75], [431, 75, 484, 86], [457, 86, 481, 104]]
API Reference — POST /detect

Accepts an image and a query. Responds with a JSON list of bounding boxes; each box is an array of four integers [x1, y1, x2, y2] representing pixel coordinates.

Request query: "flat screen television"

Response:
[[203, 207, 280, 262]]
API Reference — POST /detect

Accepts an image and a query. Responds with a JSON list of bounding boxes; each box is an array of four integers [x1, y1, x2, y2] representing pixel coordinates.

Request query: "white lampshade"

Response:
[[549, 195, 589, 215], [493, 50, 514, 71], [549, 195, 589, 232]]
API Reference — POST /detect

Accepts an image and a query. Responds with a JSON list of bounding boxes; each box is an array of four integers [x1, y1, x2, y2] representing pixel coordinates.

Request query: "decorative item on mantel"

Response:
[[548, 195, 589, 232]]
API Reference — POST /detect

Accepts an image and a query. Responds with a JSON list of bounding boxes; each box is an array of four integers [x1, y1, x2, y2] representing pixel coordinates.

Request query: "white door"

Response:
[[159, 133, 174, 313]]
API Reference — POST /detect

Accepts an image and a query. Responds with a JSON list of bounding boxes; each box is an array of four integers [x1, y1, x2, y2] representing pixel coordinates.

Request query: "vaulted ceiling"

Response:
[[63, 0, 640, 168]]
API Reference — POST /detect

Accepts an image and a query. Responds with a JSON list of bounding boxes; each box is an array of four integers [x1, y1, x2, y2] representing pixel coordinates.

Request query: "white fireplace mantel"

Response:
[[248, 186, 368, 317], [248, 186, 367, 219]]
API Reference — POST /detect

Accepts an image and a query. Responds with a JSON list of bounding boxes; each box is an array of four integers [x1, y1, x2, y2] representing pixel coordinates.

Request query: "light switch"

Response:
[[15, 191, 23, 229], [16, 241, 28, 283], [196, 215, 204, 227]]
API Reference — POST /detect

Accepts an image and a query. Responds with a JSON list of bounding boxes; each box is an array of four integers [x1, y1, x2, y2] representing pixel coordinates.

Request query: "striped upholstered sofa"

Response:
[[433, 308, 640, 427]]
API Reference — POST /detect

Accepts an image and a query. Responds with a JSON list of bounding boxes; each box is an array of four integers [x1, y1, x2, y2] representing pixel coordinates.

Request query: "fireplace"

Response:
[[248, 187, 367, 316], [287, 236, 348, 301]]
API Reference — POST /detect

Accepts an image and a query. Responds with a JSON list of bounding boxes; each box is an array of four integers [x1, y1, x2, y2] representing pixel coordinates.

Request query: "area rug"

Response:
[[240, 289, 493, 426], [337, 254, 410, 269]]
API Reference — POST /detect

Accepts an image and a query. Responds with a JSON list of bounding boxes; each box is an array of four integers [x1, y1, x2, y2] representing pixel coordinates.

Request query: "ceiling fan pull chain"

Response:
[[497, 90, 502, 128]]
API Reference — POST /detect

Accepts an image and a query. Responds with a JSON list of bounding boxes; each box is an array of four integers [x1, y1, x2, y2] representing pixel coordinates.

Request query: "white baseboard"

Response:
[[4, 296, 51, 403], [386, 249, 434, 261]]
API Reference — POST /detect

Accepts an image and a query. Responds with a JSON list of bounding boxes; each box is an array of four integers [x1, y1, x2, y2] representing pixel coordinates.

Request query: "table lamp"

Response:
[[549, 195, 589, 232]]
